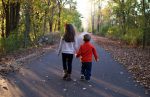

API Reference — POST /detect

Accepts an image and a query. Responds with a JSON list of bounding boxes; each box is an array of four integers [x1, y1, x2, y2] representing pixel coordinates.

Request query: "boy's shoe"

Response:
[[85, 79, 90, 83], [80, 75, 85, 80], [66, 74, 72, 81]]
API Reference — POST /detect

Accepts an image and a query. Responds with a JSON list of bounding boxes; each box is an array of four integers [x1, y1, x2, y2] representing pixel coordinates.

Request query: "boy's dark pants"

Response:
[[62, 53, 73, 74], [81, 62, 92, 80]]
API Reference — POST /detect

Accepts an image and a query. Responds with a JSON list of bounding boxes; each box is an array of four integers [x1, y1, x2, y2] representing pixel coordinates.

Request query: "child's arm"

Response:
[[92, 47, 99, 62], [74, 37, 79, 53], [57, 38, 63, 56], [76, 46, 82, 58]]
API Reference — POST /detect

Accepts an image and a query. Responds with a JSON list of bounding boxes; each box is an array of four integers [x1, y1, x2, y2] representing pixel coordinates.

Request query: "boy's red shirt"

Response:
[[76, 42, 99, 62]]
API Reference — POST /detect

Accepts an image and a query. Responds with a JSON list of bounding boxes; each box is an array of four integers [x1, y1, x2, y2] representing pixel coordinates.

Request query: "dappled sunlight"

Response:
[[20, 68, 42, 81], [90, 87, 114, 97], [6, 61, 147, 97], [7, 82, 24, 97], [72, 68, 143, 97], [4, 43, 149, 97], [47, 66, 62, 77], [7, 65, 64, 97], [19, 79, 61, 97], [93, 77, 140, 97]]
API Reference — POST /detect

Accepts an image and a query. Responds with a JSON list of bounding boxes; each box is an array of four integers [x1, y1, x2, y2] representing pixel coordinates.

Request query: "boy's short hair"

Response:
[[83, 34, 91, 41]]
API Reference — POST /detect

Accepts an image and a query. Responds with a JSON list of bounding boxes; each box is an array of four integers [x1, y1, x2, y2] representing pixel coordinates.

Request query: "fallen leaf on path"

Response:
[[63, 89, 67, 92], [82, 88, 86, 90], [3, 86, 8, 90]]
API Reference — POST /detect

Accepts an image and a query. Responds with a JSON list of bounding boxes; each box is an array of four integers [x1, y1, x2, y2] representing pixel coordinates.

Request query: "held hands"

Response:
[[95, 58, 99, 62], [75, 54, 77, 57]]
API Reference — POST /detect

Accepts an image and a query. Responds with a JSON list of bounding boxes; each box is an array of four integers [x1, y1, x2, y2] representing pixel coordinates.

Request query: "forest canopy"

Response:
[[0, 0, 82, 53], [89, 0, 150, 47], [0, 0, 150, 54]]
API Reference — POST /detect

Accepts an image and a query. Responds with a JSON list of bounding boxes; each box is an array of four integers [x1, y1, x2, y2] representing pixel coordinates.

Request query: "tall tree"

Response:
[[2, 0, 20, 38], [142, 0, 146, 48], [48, 0, 58, 32], [24, 0, 31, 47], [56, 0, 68, 31], [1, 6, 5, 38]]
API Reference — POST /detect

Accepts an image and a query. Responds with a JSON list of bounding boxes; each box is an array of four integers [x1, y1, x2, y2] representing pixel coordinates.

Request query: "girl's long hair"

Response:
[[63, 24, 75, 42]]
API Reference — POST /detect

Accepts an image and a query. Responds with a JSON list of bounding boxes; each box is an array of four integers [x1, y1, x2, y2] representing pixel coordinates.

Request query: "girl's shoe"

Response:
[[63, 73, 68, 80], [63, 70, 68, 80], [66, 74, 72, 81]]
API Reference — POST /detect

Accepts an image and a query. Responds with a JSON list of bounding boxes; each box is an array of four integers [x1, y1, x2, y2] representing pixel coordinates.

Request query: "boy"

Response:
[[76, 34, 99, 81]]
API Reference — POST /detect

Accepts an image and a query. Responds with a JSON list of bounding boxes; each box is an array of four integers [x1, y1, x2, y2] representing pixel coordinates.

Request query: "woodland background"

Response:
[[0, 0, 149, 55]]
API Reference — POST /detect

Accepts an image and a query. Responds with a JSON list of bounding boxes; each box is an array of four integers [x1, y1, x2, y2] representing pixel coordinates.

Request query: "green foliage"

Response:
[[0, 0, 83, 54], [98, 24, 110, 36], [92, 0, 149, 47], [106, 26, 143, 45], [46, 32, 61, 45], [0, 33, 24, 53], [106, 26, 122, 39], [122, 28, 143, 45], [61, 9, 82, 32]]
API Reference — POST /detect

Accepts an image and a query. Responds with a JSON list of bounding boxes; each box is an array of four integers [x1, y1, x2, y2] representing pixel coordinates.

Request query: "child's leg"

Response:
[[62, 53, 68, 79], [67, 54, 73, 74], [85, 62, 92, 80], [62, 53, 67, 71], [81, 62, 86, 76], [80, 62, 86, 80], [63, 54, 73, 81]]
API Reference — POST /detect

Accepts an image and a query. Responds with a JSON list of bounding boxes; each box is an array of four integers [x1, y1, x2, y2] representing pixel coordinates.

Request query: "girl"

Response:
[[57, 24, 77, 81]]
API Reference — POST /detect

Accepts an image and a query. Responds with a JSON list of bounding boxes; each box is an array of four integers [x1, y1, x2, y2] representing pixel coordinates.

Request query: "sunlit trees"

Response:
[[1, 0, 20, 38], [0, 0, 82, 54], [91, 0, 150, 46]]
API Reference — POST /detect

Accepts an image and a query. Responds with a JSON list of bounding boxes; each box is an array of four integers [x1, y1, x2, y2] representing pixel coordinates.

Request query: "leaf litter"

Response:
[[94, 35, 150, 91]]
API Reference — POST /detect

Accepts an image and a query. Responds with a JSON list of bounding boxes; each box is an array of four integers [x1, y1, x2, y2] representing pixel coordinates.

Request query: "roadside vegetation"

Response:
[[0, 0, 82, 56], [89, 0, 150, 47]]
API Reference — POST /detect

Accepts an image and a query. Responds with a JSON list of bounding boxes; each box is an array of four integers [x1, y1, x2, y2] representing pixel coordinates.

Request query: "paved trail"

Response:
[[7, 41, 150, 97]]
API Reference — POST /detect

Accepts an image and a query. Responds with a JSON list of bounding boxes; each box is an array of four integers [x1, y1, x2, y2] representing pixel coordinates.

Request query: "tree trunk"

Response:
[[2, 0, 20, 38], [142, 0, 146, 49], [24, 2, 31, 47], [10, 2, 15, 31], [92, 1, 95, 34], [121, 0, 126, 35], [43, 10, 47, 35], [9, 2, 20, 31], [54, 20, 57, 32], [58, 1, 61, 31], [5, 4, 10, 38], [2, 0, 10, 38], [1, 9, 5, 38], [33, 16, 37, 40], [14, 2, 20, 29], [97, 0, 101, 33], [49, 20, 53, 32]]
